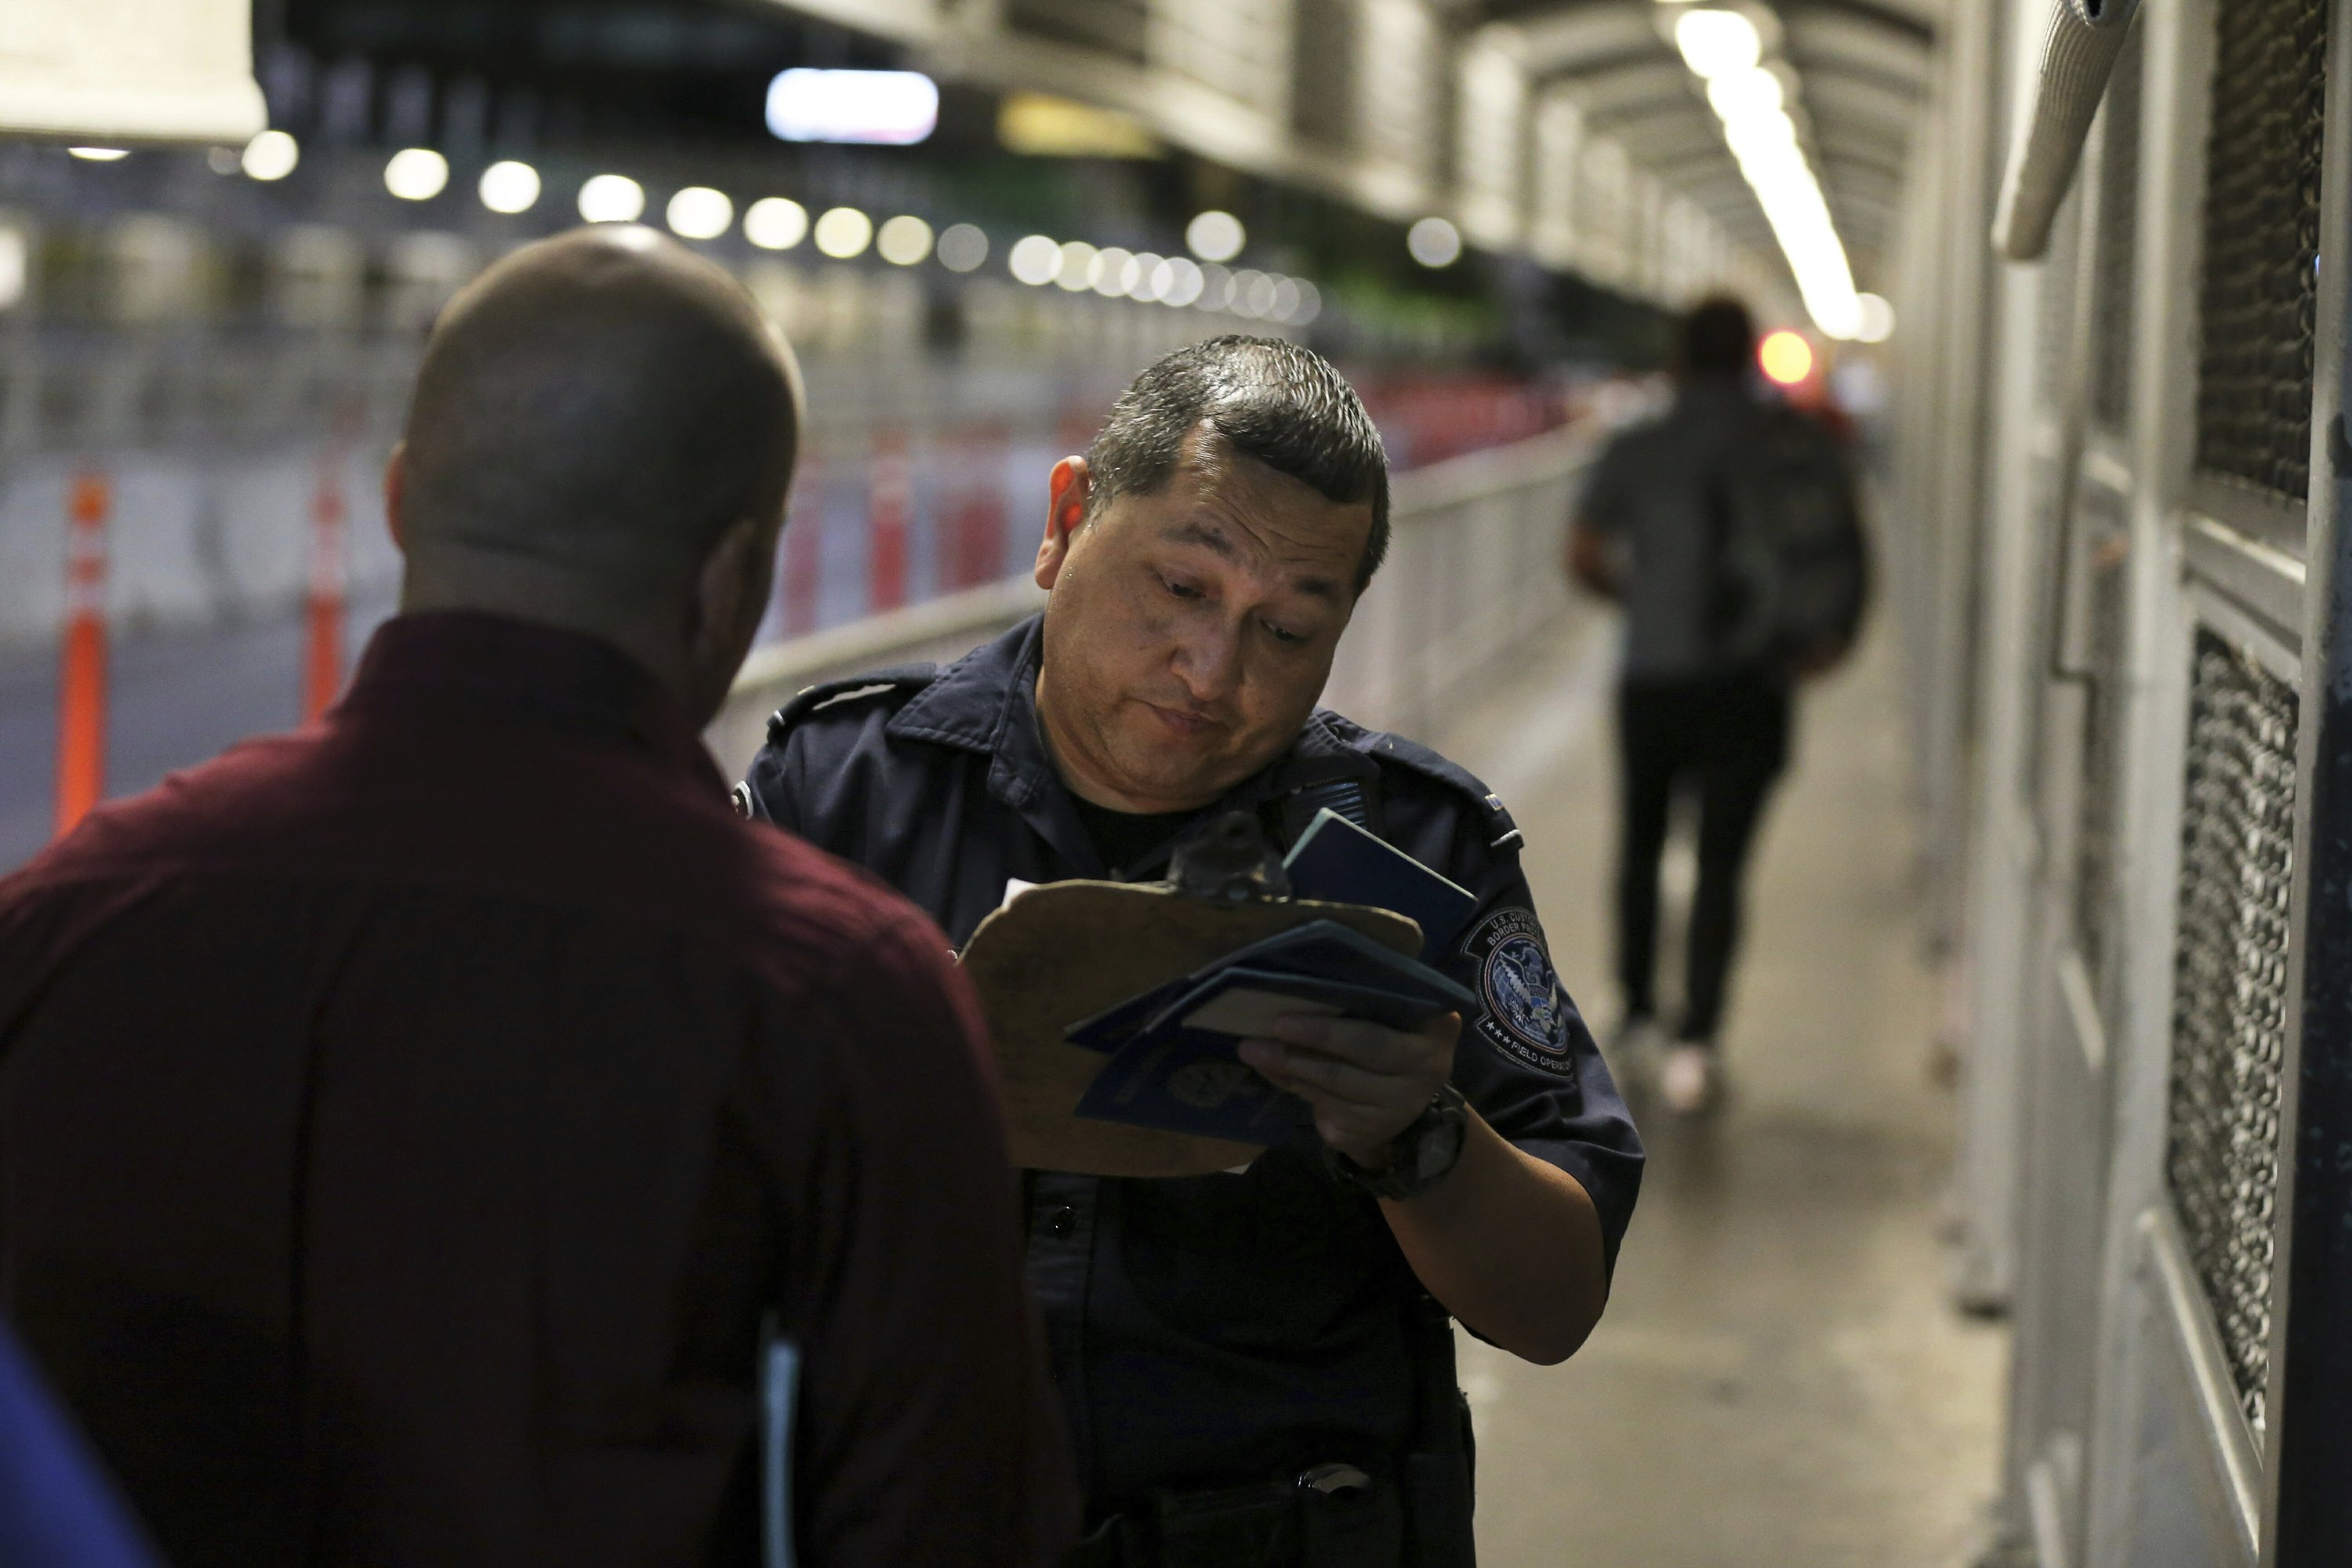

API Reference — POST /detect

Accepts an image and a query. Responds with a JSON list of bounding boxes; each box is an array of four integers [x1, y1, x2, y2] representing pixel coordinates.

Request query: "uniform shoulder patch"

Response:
[[764, 663, 937, 749], [1358, 731, 1523, 855], [1461, 908, 1574, 1074]]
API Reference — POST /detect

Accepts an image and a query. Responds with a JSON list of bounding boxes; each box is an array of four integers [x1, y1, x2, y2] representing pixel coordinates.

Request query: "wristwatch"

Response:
[[1325, 1083, 1470, 1200]]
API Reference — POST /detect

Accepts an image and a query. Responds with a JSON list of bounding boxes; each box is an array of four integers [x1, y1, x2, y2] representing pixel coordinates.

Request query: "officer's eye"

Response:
[[1160, 574, 1205, 601], [1263, 620, 1308, 646]]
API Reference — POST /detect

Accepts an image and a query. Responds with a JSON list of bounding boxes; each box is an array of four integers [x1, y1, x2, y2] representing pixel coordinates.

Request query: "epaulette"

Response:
[[1359, 730, 1524, 855], [764, 662, 938, 749]]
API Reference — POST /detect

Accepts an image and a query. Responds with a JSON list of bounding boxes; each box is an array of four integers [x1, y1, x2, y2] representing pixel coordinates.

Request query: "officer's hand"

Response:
[[1237, 1012, 1460, 1166]]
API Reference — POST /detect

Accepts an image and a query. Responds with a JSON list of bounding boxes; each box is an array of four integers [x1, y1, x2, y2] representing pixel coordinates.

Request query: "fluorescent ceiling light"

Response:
[[241, 130, 298, 180], [1406, 216, 1462, 268], [1675, 9, 1762, 78], [578, 173, 646, 223], [745, 197, 808, 250], [877, 215, 934, 266], [1854, 292, 1896, 343], [1008, 234, 1061, 285], [812, 205, 873, 259], [477, 159, 539, 214], [1054, 240, 1098, 291], [936, 223, 989, 272], [384, 147, 448, 201], [67, 147, 127, 162], [1185, 210, 1246, 263], [666, 186, 734, 240], [1708, 67, 1784, 124], [767, 69, 938, 146]]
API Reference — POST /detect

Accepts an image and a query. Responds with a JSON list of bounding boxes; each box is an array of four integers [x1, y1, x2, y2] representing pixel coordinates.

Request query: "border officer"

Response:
[[739, 336, 1643, 1567]]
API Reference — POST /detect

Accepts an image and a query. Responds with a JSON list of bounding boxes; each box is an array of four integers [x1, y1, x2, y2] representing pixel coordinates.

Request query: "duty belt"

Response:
[[1066, 1462, 1405, 1568]]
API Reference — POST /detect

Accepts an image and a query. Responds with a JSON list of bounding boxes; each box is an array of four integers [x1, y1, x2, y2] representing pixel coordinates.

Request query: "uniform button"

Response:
[[1044, 1205, 1077, 1240]]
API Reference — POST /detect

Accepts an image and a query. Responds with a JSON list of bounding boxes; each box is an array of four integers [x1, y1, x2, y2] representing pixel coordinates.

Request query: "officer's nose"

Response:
[[1168, 620, 1244, 710]]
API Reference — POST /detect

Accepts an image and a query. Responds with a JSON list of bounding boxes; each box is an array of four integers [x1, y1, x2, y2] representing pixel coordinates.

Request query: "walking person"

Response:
[[1568, 296, 1869, 1113]]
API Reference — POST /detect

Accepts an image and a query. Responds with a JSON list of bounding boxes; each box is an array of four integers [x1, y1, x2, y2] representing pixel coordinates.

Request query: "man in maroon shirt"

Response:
[[0, 227, 1073, 1567]]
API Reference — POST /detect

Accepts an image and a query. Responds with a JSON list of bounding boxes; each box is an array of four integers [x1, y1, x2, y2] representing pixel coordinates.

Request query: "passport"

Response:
[[1279, 808, 1479, 958], [1067, 917, 1475, 1144]]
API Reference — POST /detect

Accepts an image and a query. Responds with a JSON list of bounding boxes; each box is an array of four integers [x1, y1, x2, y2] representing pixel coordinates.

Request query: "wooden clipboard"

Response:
[[959, 880, 1421, 1178]]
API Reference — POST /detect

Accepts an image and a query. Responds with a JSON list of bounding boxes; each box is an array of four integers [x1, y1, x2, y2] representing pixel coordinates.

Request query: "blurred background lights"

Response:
[[1054, 240, 1098, 291], [1089, 246, 1137, 298], [1759, 330, 1815, 386], [477, 160, 539, 215], [1008, 234, 1061, 285], [1127, 252, 1163, 301], [577, 173, 646, 223], [666, 186, 733, 240], [1290, 281, 1323, 325], [1675, 9, 1763, 78], [1406, 216, 1462, 268], [1185, 210, 1245, 263], [936, 223, 989, 273], [1230, 269, 1267, 318], [812, 206, 873, 259], [768, 69, 939, 146], [0, 226, 24, 311], [1270, 277, 1301, 322], [1158, 256, 1204, 307], [743, 197, 808, 250], [67, 147, 128, 162], [1708, 68, 1784, 124], [1854, 293, 1897, 343], [1198, 264, 1236, 310], [383, 148, 448, 201], [240, 130, 298, 181], [877, 215, 934, 267]]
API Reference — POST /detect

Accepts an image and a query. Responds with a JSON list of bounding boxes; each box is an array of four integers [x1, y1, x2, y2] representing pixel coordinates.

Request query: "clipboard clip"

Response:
[[1168, 811, 1292, 905]]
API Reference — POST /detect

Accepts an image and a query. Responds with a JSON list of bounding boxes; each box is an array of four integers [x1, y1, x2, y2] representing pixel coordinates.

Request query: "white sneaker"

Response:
[[1607, 1014, 1668, 1069], [1659, 1044, 1720, 1115]]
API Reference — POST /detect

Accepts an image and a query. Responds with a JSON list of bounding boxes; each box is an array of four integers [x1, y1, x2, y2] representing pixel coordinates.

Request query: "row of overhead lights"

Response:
[[1671, 7, 1892, 345], [1003, 235, 1321, 324], [202, 133, 1326, 320]]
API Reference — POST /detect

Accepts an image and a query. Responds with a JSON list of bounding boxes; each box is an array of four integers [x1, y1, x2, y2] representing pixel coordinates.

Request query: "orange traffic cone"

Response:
[[868, 433, 911, 613], [53, 472, 109, 838]]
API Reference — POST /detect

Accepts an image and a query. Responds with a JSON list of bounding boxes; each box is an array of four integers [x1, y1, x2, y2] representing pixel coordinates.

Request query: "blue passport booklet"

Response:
[[1068, 918, 1477, 1144], [1279, 808, 1478, 958]]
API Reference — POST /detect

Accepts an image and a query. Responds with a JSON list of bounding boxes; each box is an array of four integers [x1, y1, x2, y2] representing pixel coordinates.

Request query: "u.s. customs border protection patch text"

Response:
[[1462, 908, 1573, 1073]]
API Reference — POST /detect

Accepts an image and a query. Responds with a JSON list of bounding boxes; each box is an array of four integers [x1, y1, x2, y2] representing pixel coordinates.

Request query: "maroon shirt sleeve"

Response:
[[761, 908, 1075, 1567]]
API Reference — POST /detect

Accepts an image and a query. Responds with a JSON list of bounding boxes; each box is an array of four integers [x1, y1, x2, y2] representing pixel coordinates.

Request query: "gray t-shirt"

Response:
[[1579, 381, 1770, 681]]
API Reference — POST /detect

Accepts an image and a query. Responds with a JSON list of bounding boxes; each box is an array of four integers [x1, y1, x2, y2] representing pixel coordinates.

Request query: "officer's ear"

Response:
[[1035, 456, 1091, 590]]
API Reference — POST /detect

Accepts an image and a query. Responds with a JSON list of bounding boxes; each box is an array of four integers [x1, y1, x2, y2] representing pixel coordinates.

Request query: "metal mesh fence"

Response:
[[2167, 629, 2297, 1436], [2193, 0, 2328, 502], [2092, 23, 2143, 432]]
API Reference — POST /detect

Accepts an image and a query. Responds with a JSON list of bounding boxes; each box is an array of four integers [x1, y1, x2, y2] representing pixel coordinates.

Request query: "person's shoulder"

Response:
[[1311, 711, 1524, 857], [764, 662, 941, 756], [10, 730, 323, 891]]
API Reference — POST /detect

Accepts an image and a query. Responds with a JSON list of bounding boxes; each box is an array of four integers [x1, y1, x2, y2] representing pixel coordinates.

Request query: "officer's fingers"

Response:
[[1239, 1038, 1414, 1111], [1269, 1014, 1456, 1077]]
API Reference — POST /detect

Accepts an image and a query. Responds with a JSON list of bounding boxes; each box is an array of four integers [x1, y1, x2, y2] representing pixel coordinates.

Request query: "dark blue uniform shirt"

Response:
[[740, 616, 1643, 1517]]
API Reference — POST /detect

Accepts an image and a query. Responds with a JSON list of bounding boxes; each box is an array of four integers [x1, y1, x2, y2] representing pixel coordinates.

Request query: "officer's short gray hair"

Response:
[[1084, 336, 1391, 594]]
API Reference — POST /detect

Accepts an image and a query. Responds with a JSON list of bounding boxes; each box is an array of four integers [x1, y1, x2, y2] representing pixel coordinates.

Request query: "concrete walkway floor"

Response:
[[1430, 613, 2008, 1568]]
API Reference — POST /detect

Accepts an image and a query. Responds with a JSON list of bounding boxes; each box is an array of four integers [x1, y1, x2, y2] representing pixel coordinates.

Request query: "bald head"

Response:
[[398, 226, 800, 604]]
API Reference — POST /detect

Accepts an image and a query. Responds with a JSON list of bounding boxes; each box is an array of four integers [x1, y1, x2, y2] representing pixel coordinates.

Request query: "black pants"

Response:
[[1614, 673, 1791, 1045]]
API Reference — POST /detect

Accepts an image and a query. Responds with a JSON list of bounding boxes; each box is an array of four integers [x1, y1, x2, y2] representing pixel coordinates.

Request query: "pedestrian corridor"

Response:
[[1432, 612, 2007, 1568]]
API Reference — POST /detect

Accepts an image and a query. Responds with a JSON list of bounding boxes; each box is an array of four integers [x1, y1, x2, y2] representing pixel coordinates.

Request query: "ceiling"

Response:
[[1472, 0, 1939, 285]]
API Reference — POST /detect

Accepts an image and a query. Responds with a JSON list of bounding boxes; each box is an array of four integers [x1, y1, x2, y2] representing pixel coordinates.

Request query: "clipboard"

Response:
[[959, 880, 1421, 1178]]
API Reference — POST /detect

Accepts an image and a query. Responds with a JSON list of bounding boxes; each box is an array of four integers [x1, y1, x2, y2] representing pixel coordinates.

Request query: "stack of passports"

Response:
[[1066, 811, 1480, 1145]]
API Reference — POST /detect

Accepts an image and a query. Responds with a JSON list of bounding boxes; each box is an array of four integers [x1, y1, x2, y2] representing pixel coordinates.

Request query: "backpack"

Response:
[[1700, 405, 1871, 673]]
